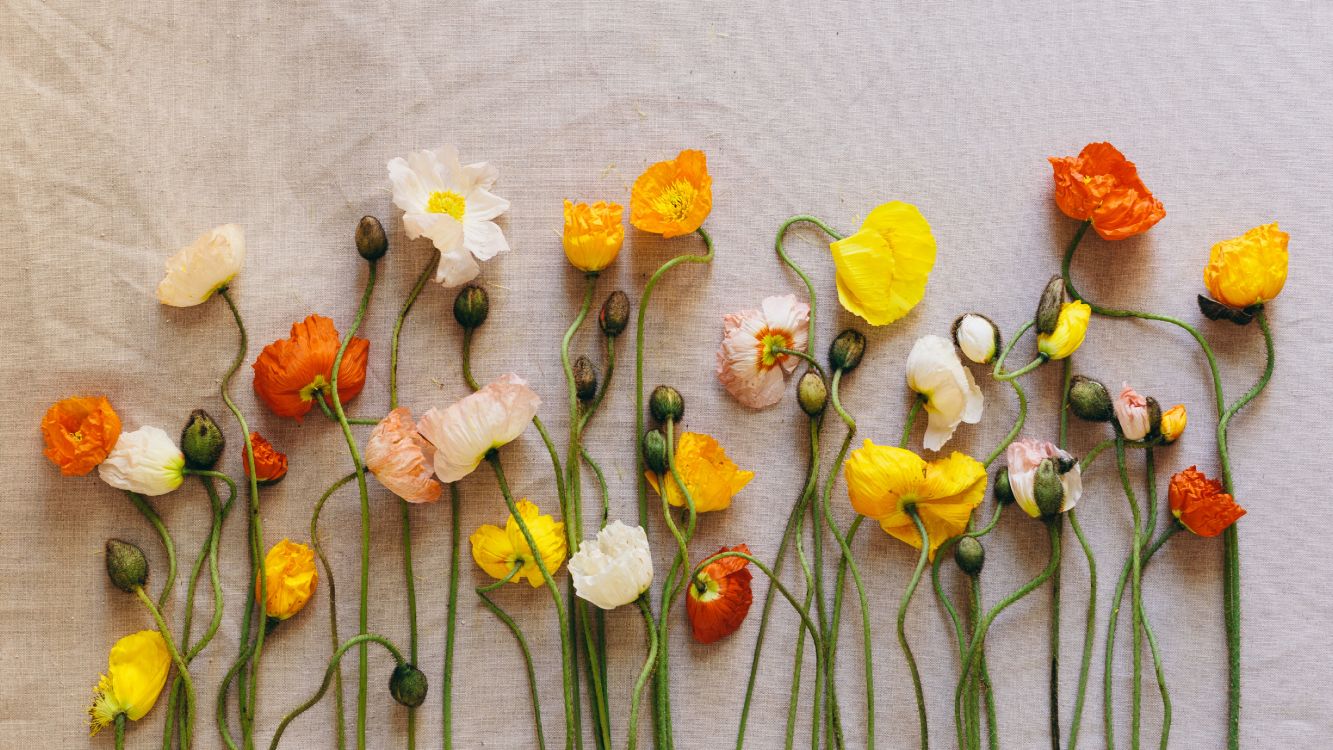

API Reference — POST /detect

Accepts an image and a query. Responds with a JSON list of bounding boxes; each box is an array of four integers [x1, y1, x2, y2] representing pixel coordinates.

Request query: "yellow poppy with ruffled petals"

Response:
[[844, 440, 986, 559], [470, 500, 567, 587], [563, 200, 625, 272], [646, 432, 754, 513], [260, 539, 318, 620], [1038, 301, 1091, 360], [88, 630, 171, 735], [1203, 222, 1288, 309], [829, 201, 937, 326]]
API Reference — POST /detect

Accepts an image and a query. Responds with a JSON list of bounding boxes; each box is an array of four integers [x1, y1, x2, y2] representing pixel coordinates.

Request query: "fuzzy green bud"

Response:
[[573, 356, 599, 402], [829, 329, 866, 372], [954, 537, 985, 576], [1035, 275, 1066, 335], [1068, 375, 1114, 422], [1033, 458, 1065, 518], [641, 429, 669, 475], [649, 385, 684, 423], [797, 371, 828, 417], [389, 662, 428, 708], [993, 467, 1015, 505], [1145, 396, 1163, 443], [453, 284, 489, 330], [106, 538, 148, 593], [180, 409, 225, 470], [599, 290, 630, 337], [355, 216, 388, 261]]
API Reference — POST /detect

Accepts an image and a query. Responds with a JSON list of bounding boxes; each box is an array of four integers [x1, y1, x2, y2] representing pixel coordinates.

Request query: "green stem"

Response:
[[628, 596, 659, 750], [401, 499, 418, 749], [115, 713, 126, 749], [217, 639, 253, 750], [654, 417, 700, 749], [476, 564, 547, 750], [900, 509, 931, 750], [442, 482, 461, 750], [312, 471, 354, 750], [1114, 440, 1145, 750], [995, 354, 1048, 381], [390, 253, 438, 411], [124, 492, 175, 611], [135, 586, 194, 750], [267, 634, 406, 750], [1065, 510, 1097, 750]]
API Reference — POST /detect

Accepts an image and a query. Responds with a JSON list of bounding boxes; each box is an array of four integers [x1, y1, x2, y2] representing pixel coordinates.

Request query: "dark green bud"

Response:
[[797, 371, 828, 417], [1033, 458, 1065, 518], [180, 409, 225, 470], [573, 356, 599, 402], [1145, 397, 1163, 443], [992, 467, 1015, 505], [641, 429, 669, 475], [1035, 276, 1065, 335], [452, 284, 489, 330], [954, 537, 985, 576], [649, 385, 684, 423], [106, 538, 148, 593], [1068, 375, 1113, 422], [389, 662, 428, 708], [829, 329, 866, 372], [599, 290, 630, 337], [355, 216, 388, 261]]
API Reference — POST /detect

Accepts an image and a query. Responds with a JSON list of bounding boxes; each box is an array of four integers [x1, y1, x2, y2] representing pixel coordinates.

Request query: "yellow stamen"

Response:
[[427, 190, 466, 220], [649, 180, 697, 223], [299, 375, 330, 403]]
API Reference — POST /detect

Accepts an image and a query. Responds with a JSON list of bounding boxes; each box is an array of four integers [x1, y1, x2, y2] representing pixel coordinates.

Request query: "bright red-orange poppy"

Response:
[[1049, 142, 1165, 241], [243, 432, 288, 485], [686, 544, 754, 644], [40, 396, 122, 476], [1169, 466, 1245, 537], [252, 315, 368, 419]]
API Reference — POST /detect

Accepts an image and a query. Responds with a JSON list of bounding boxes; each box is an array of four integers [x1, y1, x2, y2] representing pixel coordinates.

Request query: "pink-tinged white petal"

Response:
[[417, 374, 542, 483], [715, 295, 810, 409], [1005, 437, 1081, 517], [365, 407, 441, 504], [1114, 383, 1151, 441]]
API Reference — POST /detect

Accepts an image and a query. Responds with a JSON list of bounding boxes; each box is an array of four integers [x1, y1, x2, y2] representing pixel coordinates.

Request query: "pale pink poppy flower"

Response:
[[416, 374, 541, 483], [1005, 437, 1082, 518], [715, 294, 811, 409], [365, 407, 442, 503], [1113, 383, 1152, 441]]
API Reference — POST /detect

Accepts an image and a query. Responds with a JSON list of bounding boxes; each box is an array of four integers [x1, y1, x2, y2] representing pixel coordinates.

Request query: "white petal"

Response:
[[461, 160, 500, 190], [464, 187, 510, 222], [433, 244, 480, 287], [387, 156, 433, 214], [463, 219, 510, 261], [98, 426, 184, 496]]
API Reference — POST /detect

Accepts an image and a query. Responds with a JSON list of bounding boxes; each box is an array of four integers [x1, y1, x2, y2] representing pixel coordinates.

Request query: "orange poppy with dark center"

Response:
[[252, 314, 369, 419]]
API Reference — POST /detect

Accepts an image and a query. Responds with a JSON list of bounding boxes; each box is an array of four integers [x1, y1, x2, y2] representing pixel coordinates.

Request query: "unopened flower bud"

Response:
[[1160, 404, 1187, 444], [954, 537, 985, 575], [1068, 376, 1113, 422], [180, 409, 225, 470], [641, 429, 669, 475], [1144, 397, 1163, 443], [797, 371, 828, 417], [649, 385, 684, 423], [993, 467, 1015, 505], [355, 216, 388, 261], [1035, 276, 1066, 335], [829, 329, 866, 372], [599, 290, 630, 337], [389, 662, 428, 708], [452, 284, 489, 330], [952, 313, 1000, 365], [106, 538, 148, 593], [1033, 458, 1065, 518], [573, 356, 599, 402]]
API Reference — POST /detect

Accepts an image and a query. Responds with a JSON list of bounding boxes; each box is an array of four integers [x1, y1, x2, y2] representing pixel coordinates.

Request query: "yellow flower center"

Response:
[[427, 190, 467, 220], [299, 375, 329, 403], [72, 430, 84, 442], [649, 180, 697, 223], [690, 572, 720, 602], [758, 331, 793, 367]]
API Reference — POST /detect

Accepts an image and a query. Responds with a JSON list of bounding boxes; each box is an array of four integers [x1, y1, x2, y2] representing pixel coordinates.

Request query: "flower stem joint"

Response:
[[355, 216, 388, 261], [180, 409, 225, 469], [649, 385, 684, 423], [829, 329, 866, 372], [453, 284, 489, 330], [389, 662, 429, 708], [106, 538, 148, 593]]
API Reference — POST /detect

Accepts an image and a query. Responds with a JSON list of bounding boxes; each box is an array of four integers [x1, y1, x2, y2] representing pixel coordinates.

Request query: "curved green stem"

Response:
[[217, 639, 253, 750], [628, 595, 659, 750], [311, 471, 355, 750], [390, 253, 438, 411], [476, 564, 546, 750], [1113, 439, 1145, 750], [124, 492, 175, 612], [900, 509, 931, 750], [267, 634, 405, 750], [654, 416, 700, 749], [135, 586, 194, 750], [1065, 510, 1097, 750]]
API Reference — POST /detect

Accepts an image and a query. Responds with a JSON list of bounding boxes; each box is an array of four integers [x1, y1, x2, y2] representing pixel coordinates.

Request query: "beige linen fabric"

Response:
[[3, 1, 1331, 747]]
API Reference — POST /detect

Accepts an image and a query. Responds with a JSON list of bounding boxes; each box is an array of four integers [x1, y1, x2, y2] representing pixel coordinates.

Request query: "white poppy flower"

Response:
[[416, 374, 540, 483], [568, 521, 654, 610], [387, 146, 511, 287], [953, 313, 999, 365], [906, 335, 984, 451], [1005, 438, 1083, 518], [98, 426, 186, 496], [155, 224, 245, 307]]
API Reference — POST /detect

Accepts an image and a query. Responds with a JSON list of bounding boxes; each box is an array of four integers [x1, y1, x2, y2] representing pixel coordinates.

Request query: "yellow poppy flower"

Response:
[[844, 440, 986, 559], [563, 200, 625, 272], [1037, 301, 1091, 360], [260, 539, 318, 620], [829, 201, 937, 326], [646, 432, 754, 513], [1203, 222, 1288, 309], [470, 500, 568, 587], [1160, 404, 1187, 443], [88, 630, 170, 735], [630, 150, 712, 238]]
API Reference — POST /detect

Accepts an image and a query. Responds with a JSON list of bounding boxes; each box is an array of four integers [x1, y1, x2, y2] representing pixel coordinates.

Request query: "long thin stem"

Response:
[[900, 509, 932, 750], [1065, 510, 1097, 750], [124, 492, 176, 611], [136, 586, 195, 750], [1114, 440, 1145, 750], [654, 416, 701, 749], [628, 595, 660, 750], [442, 482, 461, 749], [312, 472, 355, 750], [476, 565, 547, 750], [267, 634, 405, 750]]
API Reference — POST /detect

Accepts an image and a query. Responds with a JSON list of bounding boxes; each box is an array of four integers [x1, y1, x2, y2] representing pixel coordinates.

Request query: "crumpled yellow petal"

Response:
[[504, 500, 568, 587], [469, 523, 517, 582], [844, 441, 926, 520], [830, 202, 936, 326]]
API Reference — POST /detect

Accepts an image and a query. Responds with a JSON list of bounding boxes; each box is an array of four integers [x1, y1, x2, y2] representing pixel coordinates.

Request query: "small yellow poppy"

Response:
[[828, 201, 937, 326], [1160, 404, 1187, 443], [646, 432, 754, 513], [1038, 301, 1091, 360], [260, 539, 318, 620], [1203, 222, 1288, 309], [563, 200, 625, 272], [470, 500, 568, 587], [88, 630, 170, 735]]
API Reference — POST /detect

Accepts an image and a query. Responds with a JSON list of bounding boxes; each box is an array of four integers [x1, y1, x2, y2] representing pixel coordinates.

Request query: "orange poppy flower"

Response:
[[1049, 142, 1165, 241], [243, 432, 288, 484], [252, 314, 369, 419], [686, 544, 753, 644], [41, 396, 122, 476], [630, 149, 712, 238], [1168, 466, 1245, 537]]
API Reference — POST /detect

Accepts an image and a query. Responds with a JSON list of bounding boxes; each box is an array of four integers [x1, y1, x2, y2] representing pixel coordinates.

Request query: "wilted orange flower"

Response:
[[252, 314, 369, 419], [41, 396, 122, 476], [243, 432, 288, 484], [1169, 466, 1245, 537], [1049, 142, 1165, 241], [686, 544, 754, 644], [630, 149, 712, 238]]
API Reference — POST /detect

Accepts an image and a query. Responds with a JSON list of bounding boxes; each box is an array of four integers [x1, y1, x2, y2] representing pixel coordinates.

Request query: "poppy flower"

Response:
[[243, 432, 288, 485], [1113, 383, 1156, 442], [98, 426, 185, 496], [41, 396, 122, 476], [568, 521, 654, 610], [1037, 301, 1091, 360], [1049, 142, 1165, 241], [87, 630, 170, 735], [1169, 466, 1245, 537], [906, 335, 983, 451], [716, 294, 811, 409], [416, 373, 541, 483], [260, 539, 318, 620], [155, 224, 245, 307], [1160, 405, 1187, 444], [1203, 222, 1289, 310], [829, 201, 937, 326], [365, 408, 440, 503], [1005, 438, 1083, 519], [630, 150, 712, 238], [469, 500, 567, 588], [645, 432, 754, 513], [686, 544, 754, 644], [252, 314, 369, 420], [563, 200, 625, 272]]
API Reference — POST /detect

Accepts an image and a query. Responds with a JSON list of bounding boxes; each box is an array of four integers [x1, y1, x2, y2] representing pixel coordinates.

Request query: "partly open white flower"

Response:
[[568, 521, 654, 610], [953, 313, 999, 365], [1114, 383, 1152, 441], [155, 224, 245, 307], [416, 374, 540, 483], [906, 335, 984, 451], [387, 146, 510, 287], [716, 294, 811, 409], [1005, 438, 1083, 518], [98, 426, 185, 496]]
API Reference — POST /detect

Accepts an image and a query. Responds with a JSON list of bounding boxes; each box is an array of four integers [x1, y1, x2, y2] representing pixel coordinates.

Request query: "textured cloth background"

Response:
[[3, 1, 1331, 747]]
